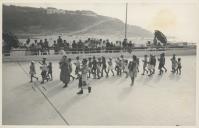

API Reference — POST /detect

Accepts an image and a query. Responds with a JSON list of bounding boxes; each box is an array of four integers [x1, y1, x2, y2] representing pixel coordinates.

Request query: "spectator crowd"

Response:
[[21, 36, 137, 55]]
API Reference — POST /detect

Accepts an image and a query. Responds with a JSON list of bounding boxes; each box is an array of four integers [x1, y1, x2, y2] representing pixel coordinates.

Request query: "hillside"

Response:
[[79, 19, 153, 37], [3, 5, 153, 37]]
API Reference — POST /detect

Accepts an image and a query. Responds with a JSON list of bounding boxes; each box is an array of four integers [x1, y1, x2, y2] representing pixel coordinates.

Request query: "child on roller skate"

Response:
[[124, 59, 129, 78], [74, 56, 81, 76], [136, 57, 140, 73], [77, 59, 91, 95], [120, 55, 125, 72], [142, 55, 148, 75], [68, 58, 75, 80], [39, 58, 49, 84], [107, 58, 114, 76], [176, 58, 182, 75], [91, 56, 97, 79], [171, 54, 177, 73], [96, 57, 102, 79], [29, 61, 38, 82], [47, 62, 53, 80], [101, 56, 108, 77], [115, 57, 122, 76], [88, 57, 92, 78]]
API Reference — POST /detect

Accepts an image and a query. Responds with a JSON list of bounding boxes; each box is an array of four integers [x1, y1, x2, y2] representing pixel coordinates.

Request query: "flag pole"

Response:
[[125, 3, 128, 39]]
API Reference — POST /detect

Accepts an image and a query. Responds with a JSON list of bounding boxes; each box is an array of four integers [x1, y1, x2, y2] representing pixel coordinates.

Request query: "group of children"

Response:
[[142, 53, 181, 76], [29, 53, 182, 94], [29, 58, 53, 83], [170, 54, 182, 75]]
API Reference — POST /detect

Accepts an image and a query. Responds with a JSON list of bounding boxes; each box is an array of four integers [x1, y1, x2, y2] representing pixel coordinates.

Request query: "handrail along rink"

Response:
[[3, 47, 197, 62]]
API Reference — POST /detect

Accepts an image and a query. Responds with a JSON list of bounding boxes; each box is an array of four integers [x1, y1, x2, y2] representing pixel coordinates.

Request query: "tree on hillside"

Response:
[[3, 32, 20, 52]]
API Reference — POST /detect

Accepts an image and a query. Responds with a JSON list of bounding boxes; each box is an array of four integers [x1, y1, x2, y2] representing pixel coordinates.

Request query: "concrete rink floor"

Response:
[[2, 55, 196, 125]]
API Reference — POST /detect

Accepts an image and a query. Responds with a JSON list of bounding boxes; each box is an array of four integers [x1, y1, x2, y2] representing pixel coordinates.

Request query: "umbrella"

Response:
[[154, 30, 167, 45]]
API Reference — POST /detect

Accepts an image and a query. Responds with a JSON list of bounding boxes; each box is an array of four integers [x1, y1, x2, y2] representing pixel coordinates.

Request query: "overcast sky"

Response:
[[3, 0, 199, 42]]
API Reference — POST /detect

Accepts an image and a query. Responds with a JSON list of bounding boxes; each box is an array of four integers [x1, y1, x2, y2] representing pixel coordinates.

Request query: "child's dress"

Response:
[[75, 60, 81, 74], [81, 64, 89, 84], [97, 60, 102, 73], [143, 58, 148, 68], [124, 63, 128, 73], [29, 64, 36, 75], [41, 63, 48, 79], [171, 58, 177, 70], [128, 61, 137, 78], [177, 61, 181, 69], [108, 60, 113, 70], [48, 64, 52, 74]]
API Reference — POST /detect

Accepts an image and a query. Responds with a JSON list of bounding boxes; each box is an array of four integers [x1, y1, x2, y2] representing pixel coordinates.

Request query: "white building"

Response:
[[46, 7, 57, 14], [46, 7, 66, 14]]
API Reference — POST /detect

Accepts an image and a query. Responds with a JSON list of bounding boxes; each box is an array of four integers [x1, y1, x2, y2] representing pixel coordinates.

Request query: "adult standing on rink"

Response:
[[128, 55, 138, 86], [59, 55, 70, 88]]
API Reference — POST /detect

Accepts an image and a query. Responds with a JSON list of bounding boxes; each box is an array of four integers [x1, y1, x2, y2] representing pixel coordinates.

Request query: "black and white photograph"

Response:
[[1, 0, 199, 126]]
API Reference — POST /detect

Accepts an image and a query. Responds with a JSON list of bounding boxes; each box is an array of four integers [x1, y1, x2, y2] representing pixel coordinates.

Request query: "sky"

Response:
[[2, 0, 199, 42]]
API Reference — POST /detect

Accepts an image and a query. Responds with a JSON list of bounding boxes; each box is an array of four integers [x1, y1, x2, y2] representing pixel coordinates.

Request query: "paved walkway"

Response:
[[2, 56, 196, 125]]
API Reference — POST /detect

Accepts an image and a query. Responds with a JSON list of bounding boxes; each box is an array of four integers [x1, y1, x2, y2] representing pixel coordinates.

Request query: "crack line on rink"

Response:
[[16, 62, 70, 125]]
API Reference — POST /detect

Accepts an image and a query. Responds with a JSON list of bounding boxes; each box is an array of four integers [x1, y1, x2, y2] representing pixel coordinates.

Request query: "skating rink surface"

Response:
[[2, 56, 196, 125]]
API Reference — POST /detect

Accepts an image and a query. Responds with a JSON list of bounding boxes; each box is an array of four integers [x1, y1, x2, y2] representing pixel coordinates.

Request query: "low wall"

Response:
[[3, 48, 196, 62]]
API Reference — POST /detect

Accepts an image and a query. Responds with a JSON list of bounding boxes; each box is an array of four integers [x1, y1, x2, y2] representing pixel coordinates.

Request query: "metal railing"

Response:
[[3, 46, 196, 57]]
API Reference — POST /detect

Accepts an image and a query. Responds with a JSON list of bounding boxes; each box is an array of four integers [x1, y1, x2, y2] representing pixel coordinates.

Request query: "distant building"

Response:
[[46, 7, 98, 16], [46, 7, 65, 14], [46, 7, 57, 14], [80, 10, 97, 16], [46, 7, 97, 16], [57, 9, 65, 14]]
